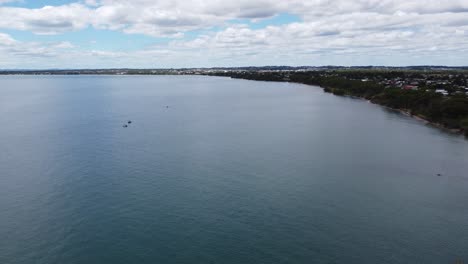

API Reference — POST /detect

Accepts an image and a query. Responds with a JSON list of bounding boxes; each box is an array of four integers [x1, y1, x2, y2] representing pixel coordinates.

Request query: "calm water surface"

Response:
[[1, 75, 468, 264]]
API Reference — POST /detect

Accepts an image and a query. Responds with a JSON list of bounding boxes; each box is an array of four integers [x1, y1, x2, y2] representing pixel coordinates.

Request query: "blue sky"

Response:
[[0, 0, 467, 68], [4, 2, 301, 50]]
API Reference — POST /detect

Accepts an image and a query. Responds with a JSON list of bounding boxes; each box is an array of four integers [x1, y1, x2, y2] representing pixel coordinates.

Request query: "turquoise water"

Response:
[[1, 75, 468, 264]]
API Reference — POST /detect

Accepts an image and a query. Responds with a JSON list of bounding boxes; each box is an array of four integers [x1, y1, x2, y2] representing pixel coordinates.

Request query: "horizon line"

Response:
[[1, 65, 468, 71]]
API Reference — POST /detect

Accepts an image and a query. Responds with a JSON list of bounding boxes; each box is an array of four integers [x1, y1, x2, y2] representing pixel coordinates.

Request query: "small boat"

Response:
[[123, 124, 128, 128], [128, 120, 132, 124]]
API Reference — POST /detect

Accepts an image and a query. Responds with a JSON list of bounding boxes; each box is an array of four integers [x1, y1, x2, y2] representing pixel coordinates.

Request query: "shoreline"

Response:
[[373, 103, 463, 134], [328, 86, 465, 135], [224, 75, 467, 136], [333, 89, 465, 135], [339, 92, 463, 134]]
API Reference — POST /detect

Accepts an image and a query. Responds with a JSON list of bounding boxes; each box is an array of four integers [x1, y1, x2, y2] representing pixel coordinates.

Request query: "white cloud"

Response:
[[0, 0, 21, 4], [0, 4, 91, 34], [0, 37, 76, 65], [1, 0, 468, 37], [1, 0, 468, 67], [84, 0, 99, 6], [53, 41, 75, 49], [0, 32, 16, 45]]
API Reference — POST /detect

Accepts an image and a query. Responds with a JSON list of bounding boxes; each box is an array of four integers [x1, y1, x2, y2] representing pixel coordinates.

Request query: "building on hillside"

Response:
[[435, 89, 449, 96], [402, 85, 419, 91]]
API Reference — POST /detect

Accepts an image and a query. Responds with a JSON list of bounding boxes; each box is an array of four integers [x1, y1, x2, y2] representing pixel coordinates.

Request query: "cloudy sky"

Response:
[[0, 0, 467, 69]]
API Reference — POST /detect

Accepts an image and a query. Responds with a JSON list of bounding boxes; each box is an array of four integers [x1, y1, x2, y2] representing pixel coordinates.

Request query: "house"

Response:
[[435, 89, 449, 96], [402, 85, 418, 91]]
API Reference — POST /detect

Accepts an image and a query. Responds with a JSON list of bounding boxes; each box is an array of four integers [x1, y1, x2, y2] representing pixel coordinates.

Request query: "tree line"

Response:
[[209, 71, 468, 136]]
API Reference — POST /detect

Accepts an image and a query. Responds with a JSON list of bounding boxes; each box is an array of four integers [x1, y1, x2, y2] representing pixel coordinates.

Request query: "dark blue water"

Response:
[[1, 75, 468, 264]]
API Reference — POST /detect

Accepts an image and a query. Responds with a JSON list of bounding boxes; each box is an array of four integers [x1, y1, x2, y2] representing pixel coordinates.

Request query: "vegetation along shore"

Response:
[[2, 67, 467, 136], [206, 69, 468, 137]]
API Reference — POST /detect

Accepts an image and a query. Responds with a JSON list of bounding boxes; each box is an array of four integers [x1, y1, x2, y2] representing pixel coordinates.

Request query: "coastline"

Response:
[[337, 90, 463, 134], [326, 86, 465, 135], [373, 103, 463, 134], [223, 75, 467, 137]]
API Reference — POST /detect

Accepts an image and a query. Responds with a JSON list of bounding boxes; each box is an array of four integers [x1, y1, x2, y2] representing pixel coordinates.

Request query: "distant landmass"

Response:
[[1, 66, 468, 75], [1, 66, 467, 136]]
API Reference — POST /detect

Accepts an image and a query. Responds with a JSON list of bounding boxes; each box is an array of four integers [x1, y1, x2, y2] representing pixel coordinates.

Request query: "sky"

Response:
[[0, 0, 468, 69]]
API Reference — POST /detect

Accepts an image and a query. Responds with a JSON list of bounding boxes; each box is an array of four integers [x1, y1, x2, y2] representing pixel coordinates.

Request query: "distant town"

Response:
[[2, 66, 468, 135], [1, 66, 468, 97]]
